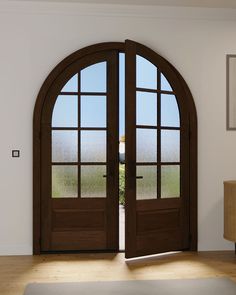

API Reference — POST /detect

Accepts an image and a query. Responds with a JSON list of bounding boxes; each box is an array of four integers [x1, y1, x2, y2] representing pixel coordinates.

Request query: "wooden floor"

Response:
[[0, 251, 235, 295]]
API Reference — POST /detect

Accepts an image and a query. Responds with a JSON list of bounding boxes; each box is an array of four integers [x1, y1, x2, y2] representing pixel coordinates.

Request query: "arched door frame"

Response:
[[33, 41, 197, 254]]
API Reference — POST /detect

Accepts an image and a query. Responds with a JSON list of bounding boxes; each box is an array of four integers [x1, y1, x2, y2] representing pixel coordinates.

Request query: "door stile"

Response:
[[125, 40, 137, 258], [106, 50, 119, 250]]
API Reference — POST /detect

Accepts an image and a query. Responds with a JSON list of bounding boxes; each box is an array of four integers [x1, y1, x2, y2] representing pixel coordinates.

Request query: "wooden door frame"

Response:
[[33, 41, 197, 255]]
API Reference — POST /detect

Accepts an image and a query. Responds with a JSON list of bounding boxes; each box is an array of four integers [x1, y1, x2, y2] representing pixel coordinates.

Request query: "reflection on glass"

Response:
[[161, 130, 180, 162], [52, 131, 77, 162], [81, 131, 106, 162], [81, 96, 106, 127], [52, 165, 77, 198], [81, 165, 106, 198], [137, 166, 157, 200], [137, 129, 157, 162], [161, 165, 180, 198], [52, 95, 78, 127], [161, 73, 173, 91], [136, 55, 157, 89], [161, 94, 180, 127], [61, 74, 78, 92], [81, 62, 107, 93], [136, 91, 157, 126]]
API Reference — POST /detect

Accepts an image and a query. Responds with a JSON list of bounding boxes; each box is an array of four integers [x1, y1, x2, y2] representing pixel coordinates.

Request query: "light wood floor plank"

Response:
[[0, 251, 235, 295]]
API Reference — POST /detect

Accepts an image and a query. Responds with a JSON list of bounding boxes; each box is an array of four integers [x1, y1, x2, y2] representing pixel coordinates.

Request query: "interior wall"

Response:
[[0, 1, 235, 255]]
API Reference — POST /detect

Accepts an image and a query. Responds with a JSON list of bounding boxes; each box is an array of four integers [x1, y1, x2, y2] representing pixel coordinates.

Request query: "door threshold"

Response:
[[40, 249, 125, 255]]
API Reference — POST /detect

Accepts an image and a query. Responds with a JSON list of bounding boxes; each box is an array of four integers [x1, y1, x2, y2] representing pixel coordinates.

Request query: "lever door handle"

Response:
[[136, 176, 143, 179]]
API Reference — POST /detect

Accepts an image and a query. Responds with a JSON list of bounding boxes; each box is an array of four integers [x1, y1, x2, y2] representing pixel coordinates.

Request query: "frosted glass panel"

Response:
[[81, 165, 106, 198], [161, 130, 180, 162], [161, 166, 180, 198], [52, 166, 77, 198], [61, 74, 78, 92], [81, 96, 106, 127], [52, 95, 78, 127], [161, 94, 180, 127], [137, 166, 157, 200], [136, 91, 157, 126], [161, 73, 173, 91], [52, 131, 77, 162], [81, 62, 107, 93], [137, 129, 157, 162], [81, 131, 106, 162], [136, 55, 157, 89]]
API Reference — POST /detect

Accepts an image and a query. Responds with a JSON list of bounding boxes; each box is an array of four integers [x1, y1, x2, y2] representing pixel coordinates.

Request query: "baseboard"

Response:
[[0, 245, 32, 256]]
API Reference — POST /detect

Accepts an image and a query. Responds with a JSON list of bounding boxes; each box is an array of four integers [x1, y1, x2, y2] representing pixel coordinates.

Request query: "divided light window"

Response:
[[135, 55, 180, 200], [51, 62, 108, 199]]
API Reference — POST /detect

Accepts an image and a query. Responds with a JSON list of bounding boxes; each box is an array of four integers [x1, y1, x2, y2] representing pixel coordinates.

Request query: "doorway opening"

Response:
[[33, 41, 197, 258]]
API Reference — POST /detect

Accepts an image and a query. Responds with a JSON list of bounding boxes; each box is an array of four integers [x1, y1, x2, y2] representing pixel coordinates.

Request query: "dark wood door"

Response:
[[40, 51, 119, 251], [125, 40, 191, 258]]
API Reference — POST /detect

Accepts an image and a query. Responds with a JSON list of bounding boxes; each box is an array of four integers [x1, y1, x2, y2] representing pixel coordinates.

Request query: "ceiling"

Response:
[[17, 0, 236, 9]]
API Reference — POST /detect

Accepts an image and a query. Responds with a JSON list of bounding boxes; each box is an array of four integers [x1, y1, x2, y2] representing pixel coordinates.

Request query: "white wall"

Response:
[[0, 1, 235, 255]]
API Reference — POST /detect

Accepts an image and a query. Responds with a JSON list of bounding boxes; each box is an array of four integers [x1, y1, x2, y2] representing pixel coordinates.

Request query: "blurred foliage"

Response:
[[119, 164, 125, 205]]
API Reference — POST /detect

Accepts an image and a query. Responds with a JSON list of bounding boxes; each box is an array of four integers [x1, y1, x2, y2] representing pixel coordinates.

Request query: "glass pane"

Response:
[[137, 129, 157, 162], [161, 165, 180, 198], [61, 74, 78, 92], [81, 62, 107, 93], [137, 166, 157, 200], [81, 165, 106, 198], [161, 130, 180, 162], [81, 96, 106, 127], [161, 73, 173, 91], [136, 55, 157, 89], [136, 91, 157, 126], [161, 94, 180, 127], [52, 95, 78, 127], [52, 131, 77, 162], [81, 131, 106, 162], [52, 165, 77, 198]]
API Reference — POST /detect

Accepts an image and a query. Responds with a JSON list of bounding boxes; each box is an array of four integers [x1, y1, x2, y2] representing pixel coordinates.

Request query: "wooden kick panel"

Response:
[[137, 209, 180, 233], [52, 209, 105, 231]]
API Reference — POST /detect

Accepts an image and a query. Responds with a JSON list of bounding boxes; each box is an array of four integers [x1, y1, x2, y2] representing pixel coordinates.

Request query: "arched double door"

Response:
[[33, 40, 197, 258]]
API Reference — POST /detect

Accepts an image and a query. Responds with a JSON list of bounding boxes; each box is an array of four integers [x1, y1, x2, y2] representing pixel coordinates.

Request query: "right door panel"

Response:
[[125, 40, 190, 258]]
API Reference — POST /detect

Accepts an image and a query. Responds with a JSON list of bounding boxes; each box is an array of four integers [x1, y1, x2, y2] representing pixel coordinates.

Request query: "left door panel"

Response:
[[40, 51, 119, 251]]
